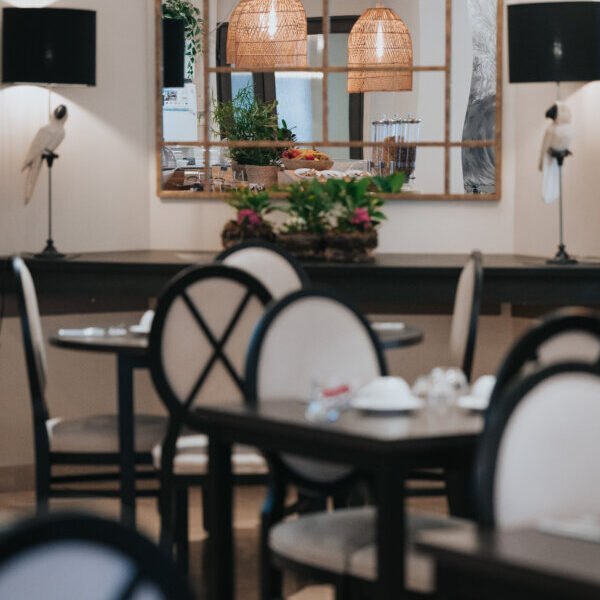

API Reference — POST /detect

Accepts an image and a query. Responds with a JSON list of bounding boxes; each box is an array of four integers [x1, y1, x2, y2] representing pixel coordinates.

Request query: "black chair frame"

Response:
[[473, 361, 599, 529], [12, 256, 159, 513], [488, 307, 600, 411], [0, 512, 194, 600], [148, 263, 273, 569], [245, 288, 389, 600]]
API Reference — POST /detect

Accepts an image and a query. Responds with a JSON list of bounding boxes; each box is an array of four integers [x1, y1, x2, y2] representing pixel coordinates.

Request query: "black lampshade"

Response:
[[163, 19, 186, 88], [2, 8, 96, 86], [508, 2, 600, 83]]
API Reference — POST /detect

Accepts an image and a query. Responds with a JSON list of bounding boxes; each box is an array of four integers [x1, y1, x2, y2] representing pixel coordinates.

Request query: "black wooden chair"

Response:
[[0, 512, 193, 599], [244, 289, 455, 599], [12, 256, 166, 513], [487, 307, 600, 411], [148, 263, 272, 569], [216, 240, 310, 299], [474, 361, 600, 528]]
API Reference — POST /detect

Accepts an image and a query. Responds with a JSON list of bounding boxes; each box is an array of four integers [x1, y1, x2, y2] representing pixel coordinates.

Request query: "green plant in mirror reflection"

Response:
[[212, 84, 296, 167], [162, 0, 204, 79]]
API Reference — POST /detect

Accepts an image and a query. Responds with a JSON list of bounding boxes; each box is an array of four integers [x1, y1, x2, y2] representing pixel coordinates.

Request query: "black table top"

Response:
[[417, 525, 600, 597], [49, 331, 148, 356], [193, 401, 482, 465]]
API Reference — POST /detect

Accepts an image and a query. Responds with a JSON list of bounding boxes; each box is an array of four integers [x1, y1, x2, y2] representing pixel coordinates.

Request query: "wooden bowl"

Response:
[[282, 159, 334, 172]]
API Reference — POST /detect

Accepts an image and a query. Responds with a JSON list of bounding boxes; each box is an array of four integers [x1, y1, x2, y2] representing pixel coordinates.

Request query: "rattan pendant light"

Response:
[[226, 0, 251, 65], [233, 0, 307, 69], [348, 2, 413, 93]]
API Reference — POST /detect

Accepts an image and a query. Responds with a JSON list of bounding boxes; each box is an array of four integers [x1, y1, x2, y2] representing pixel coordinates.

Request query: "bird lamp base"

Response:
[[547, 244, 578, 265]]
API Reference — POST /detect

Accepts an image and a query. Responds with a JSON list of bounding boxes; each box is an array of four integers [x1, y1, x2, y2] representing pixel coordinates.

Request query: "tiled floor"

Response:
[[0, 486, 446, 599]]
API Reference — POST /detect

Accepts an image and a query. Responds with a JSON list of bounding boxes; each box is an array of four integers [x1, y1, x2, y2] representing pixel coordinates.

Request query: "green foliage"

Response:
[[228, 188, 273, 216], [371, 171, 405, 195], [162, 0, 204, 79], [212, 85, 295, 166], [281, 180, 333, 234]]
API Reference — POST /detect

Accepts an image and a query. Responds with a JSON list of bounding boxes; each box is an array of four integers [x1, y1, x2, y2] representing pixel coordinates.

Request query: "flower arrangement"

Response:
[[221, 188, 276, 248]]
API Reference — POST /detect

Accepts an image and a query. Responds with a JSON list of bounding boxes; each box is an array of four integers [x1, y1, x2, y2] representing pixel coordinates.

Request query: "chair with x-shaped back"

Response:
[[148, 263, 273, 569]]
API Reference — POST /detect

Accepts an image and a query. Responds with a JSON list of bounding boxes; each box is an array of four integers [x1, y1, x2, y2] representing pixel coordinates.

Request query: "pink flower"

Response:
[[238, 209, 261, 227], [351, 207, 371, 228]]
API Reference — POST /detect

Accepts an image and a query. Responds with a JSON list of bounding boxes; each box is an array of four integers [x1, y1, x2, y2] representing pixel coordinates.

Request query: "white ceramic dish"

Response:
[[456, 394, 489, 412], [372, 322, 406, 332], [351, 394, 424, 413]]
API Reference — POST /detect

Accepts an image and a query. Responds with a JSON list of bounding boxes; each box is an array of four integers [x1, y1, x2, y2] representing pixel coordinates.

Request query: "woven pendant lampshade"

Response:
[[226, 0, 251, 65], [348, 3, 413, 93], [234, 0, 307, 69]]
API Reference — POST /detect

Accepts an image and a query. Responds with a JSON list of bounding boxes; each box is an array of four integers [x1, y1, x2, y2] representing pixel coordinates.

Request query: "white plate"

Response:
[[294, 168, 318, 178], [345, 169, 371, 179], [320, 170, 344, 179], [372, 322, 406, 332], [457, 394, 489, 412], [128, 325, 150, 336], [351, 394, 423, 413]]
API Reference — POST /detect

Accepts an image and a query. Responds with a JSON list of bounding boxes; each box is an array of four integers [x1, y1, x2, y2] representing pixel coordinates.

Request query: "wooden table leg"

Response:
[[208, 434, 234, 600], [376, 465, 407, 600], [117, 355, 136, 527], [445, 463, 474, 519]]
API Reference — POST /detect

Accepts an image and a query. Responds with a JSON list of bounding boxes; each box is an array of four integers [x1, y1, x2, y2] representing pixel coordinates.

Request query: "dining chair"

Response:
[[244, 288, 396, 599], [488, 307, 600, 410], [12, 256, 167, 513], [474, 361, 600, 528], [246, 284, 481, 598], [216, 240, 310, 299], [148, 263, 273, 569], [0, 512, 193, 599]]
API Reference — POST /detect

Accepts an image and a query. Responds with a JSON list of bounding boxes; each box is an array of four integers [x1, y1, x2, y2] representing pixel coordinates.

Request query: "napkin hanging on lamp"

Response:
[[348, 2, 413, 93], [233, 0, 307, 69]]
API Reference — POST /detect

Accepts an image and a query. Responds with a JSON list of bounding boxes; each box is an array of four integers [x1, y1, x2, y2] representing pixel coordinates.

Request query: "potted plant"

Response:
[[221, 188, 277, 248], [322, 172, 403, 262], [277, 179, 333, 259], [212, 84, 295, 188], [162, 0, 204, 80]]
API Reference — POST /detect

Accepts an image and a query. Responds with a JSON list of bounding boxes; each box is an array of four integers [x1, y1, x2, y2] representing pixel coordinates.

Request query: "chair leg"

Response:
[[174, 485, 190, 573], [261, 476, 287, 600], [35, 459, 50, 514], [159, 476, 176, 557], [201, 484, 211, 534], [335, 578, 352, 600]]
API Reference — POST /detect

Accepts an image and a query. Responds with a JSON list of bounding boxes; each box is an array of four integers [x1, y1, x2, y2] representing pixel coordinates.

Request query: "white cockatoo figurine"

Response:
[[539, 101, 573, 205], [22, 105, 68, 204]]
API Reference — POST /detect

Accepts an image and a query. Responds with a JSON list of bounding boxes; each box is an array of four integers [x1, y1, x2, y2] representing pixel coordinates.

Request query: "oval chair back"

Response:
[[474, 362, 600, 529], [149, 264, 272, 435], [489, 307, 600, 409], [216, 241, 309, 300], [449, 251, 484, 381], [0, 512, 193, 599], [245, 289, 387, 489]]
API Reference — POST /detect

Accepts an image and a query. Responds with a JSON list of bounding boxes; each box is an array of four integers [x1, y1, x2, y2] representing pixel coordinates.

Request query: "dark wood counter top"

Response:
[[2, 250, 600, 316]]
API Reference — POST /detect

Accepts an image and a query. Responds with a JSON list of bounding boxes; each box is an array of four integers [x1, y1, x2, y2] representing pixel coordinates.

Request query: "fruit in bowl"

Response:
[[282, 148, 334, 171]]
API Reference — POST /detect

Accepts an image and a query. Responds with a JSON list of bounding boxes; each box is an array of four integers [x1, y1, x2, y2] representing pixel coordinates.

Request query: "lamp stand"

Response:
[[34, 151, 66, 260], [547, 149, 577, 265]]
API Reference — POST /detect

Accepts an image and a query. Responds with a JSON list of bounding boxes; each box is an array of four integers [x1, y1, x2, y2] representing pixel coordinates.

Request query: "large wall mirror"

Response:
[[156, 0, 502, 200]]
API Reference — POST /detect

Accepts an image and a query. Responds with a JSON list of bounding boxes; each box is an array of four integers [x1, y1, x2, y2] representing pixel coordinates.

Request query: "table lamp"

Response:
[[2, 7, 96, 259], [508, 2, 600, 264]]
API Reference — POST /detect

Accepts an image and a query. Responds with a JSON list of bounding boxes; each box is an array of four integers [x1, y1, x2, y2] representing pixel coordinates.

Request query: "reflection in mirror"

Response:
[[157, 0, 501, 199]]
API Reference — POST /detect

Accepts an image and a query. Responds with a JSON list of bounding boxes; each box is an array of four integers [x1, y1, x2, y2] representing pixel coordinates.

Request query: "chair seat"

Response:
[[46, 414, 167, 454], [269, 507, 462, 592], [152, 435, 268, 476]]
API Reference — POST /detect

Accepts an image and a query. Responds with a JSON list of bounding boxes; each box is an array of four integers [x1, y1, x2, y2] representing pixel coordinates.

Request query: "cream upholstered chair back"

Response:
[[217, 241, 309, 300], [448, 251, 483, 380], [475, 363, 600, 529], [0, 513, 193, 599], [246, 289, 387, 485], [149, 264, 272, 428]]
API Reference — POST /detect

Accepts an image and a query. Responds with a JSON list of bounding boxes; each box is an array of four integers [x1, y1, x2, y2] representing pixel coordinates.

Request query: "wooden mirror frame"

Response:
[[155, 0, 503, 201]]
